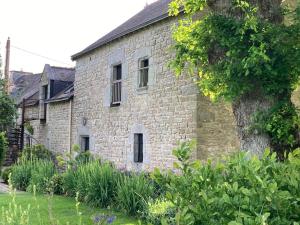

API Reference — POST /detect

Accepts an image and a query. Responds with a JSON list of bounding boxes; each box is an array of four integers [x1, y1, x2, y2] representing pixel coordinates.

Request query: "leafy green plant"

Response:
[[63, 160, 121, 208], [153, 141, 300, 225], [47, 173, 64, 195], [27, 160, 56, 194], [85, 161, 121, 208], [10, 158, 35, 191], [143, 199, 176, 225], [1, 166, 12, 184], [75, 151, 94, 164], [0, 132, 7, 171], [0, 78, 17, 131], [24, 122, 34, 135], [116, 173, 154, 216], [62, 167, 78, 197], [169, 0, 300, 154], [22, 144, 54, 161]]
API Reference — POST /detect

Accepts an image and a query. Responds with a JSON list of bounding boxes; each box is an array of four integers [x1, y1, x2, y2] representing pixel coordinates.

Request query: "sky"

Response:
[[0, 0, 158, 74]]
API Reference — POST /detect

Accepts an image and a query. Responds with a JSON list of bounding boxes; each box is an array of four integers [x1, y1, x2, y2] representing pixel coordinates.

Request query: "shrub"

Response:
[[0, 132, 7, 170], [1, 166, 12, 184], [47, 173, 64, 195], [75, 151, 94, 164], [116, 173, 154, 216], [62, 167, 78, 197], [27, 160, 56, 194], [22, 144, 54, 161], [153, 142, 300, 225], [10, 158, 36, 191], [143, 199, 176, 225]]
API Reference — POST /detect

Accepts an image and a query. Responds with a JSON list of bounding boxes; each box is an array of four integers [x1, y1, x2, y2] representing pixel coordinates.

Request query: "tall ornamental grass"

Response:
[[27, 160, 56, 193], [116, 173, 155, 216], [10, 158, 35, 191]]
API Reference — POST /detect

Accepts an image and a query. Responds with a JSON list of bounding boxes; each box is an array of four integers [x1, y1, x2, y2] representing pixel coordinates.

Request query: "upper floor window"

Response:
[[111, 64, 122, 106], [138, 58, 149, 88]]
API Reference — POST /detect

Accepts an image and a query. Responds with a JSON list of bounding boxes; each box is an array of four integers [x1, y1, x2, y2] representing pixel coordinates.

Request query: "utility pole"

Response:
[[4, 37, 11, 93]]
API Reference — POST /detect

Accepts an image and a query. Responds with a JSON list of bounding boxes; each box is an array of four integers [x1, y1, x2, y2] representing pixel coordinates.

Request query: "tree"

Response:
[[0, 132, 8, 170], [0, 53, 16, 131], [169, 0, 300, 157]]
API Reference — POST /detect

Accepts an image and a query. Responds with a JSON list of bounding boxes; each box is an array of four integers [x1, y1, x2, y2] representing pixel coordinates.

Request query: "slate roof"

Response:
[[9, 65, 75, 106], [44, 64, 75, 82], [10, 71, 41, 105], [45, 83, 74, 103], [71, 0, 172, 60]]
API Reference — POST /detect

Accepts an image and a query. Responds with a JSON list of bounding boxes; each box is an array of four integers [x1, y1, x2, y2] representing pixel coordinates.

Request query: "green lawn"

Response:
[[0, 192, 139, 225]]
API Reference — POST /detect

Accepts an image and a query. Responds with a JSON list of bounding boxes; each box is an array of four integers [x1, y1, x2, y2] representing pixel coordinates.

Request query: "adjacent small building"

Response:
[[10, 65, 75, 155]]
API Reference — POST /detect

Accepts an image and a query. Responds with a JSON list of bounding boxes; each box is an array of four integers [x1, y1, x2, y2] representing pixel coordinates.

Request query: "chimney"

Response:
[[4, 37, 10, 93]]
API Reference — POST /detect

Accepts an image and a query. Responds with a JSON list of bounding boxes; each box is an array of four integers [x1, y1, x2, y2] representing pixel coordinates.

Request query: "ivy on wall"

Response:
[[169, 0, 300, 155]]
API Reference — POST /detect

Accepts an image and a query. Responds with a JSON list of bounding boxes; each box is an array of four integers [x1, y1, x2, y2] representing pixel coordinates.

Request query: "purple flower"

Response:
[[107, 215, 116, 224], [93, 216, 101, 223]]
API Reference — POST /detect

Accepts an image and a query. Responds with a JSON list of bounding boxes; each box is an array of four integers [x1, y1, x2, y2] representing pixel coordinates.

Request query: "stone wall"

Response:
[[23, 100, 72, 155], [47, 100, 72, 155], [73, 17, 239, 171], [24, 105, 39, 121]]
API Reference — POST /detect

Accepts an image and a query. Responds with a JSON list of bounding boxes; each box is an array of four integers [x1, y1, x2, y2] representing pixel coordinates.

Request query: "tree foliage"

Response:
[[153, 141, 300, 224], [0, 132, 8, 170], [0, 54, 16, 131], [169, 0, 300, 154]]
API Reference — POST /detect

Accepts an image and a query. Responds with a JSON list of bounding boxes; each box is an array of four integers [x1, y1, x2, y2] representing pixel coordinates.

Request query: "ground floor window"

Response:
[[134, 133, 143, 163], [81, 136, 90, 151]]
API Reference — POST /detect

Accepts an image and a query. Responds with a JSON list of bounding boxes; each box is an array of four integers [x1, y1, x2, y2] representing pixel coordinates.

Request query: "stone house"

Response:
[[70, 0, 239, 171], [8, 0, 300, 170], [10, 64, 75, 155]]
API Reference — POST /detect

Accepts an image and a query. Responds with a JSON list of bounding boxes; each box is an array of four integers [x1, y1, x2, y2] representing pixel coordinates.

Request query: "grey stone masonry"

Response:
[[72, 17, 239, 171]]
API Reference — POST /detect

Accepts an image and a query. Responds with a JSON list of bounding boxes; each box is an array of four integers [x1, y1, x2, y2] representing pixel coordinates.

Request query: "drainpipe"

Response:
[[69, 98, 73, 154]]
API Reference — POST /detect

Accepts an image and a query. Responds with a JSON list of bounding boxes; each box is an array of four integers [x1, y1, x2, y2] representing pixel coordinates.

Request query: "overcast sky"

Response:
[[0, 0, 158, 74]]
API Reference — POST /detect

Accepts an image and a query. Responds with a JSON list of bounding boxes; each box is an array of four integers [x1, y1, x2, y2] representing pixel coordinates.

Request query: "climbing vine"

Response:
[[169, 0, 300, 154]]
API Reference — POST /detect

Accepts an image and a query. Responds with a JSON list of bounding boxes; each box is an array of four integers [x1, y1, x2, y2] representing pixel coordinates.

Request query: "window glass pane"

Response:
[[140, 59, 149, 68], [139, 68, 148, 87], [81, 136, 90, 151], [113, 64, 122, 81], [134, 133, 143, 163], [116, 65, 122, 80]]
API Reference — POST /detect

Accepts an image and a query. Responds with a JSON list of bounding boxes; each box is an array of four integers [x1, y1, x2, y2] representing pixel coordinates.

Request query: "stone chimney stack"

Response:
[[4, 37, 11, 93]]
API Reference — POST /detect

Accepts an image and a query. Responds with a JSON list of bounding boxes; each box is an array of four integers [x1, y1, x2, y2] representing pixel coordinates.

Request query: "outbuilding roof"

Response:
[[71, 0, 172, 60], [10, 71, 41, 105]]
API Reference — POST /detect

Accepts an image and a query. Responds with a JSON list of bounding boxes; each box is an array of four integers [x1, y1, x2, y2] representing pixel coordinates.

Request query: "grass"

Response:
[[0, 192, 139, 225]]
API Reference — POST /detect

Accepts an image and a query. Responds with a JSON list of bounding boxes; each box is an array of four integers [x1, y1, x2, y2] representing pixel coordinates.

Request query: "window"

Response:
[[81, 136, 90, 151], [138, 58, 149, 88], [40, 85, 48, 121], [111, 64, 122, 105], [134, 133, 143, 163]]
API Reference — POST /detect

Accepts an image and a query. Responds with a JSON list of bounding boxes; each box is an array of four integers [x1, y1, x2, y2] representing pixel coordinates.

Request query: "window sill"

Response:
[[136, 86, 148, 94], [110, 102, 121, 107]]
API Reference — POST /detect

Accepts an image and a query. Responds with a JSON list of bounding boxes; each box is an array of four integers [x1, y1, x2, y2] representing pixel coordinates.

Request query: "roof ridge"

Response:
[[72, 0, 172, 60], [50, 66, 75, 70]]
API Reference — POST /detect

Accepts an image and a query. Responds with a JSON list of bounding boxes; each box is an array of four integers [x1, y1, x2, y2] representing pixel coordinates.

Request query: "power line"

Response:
[[11, 45, 73, 66]]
